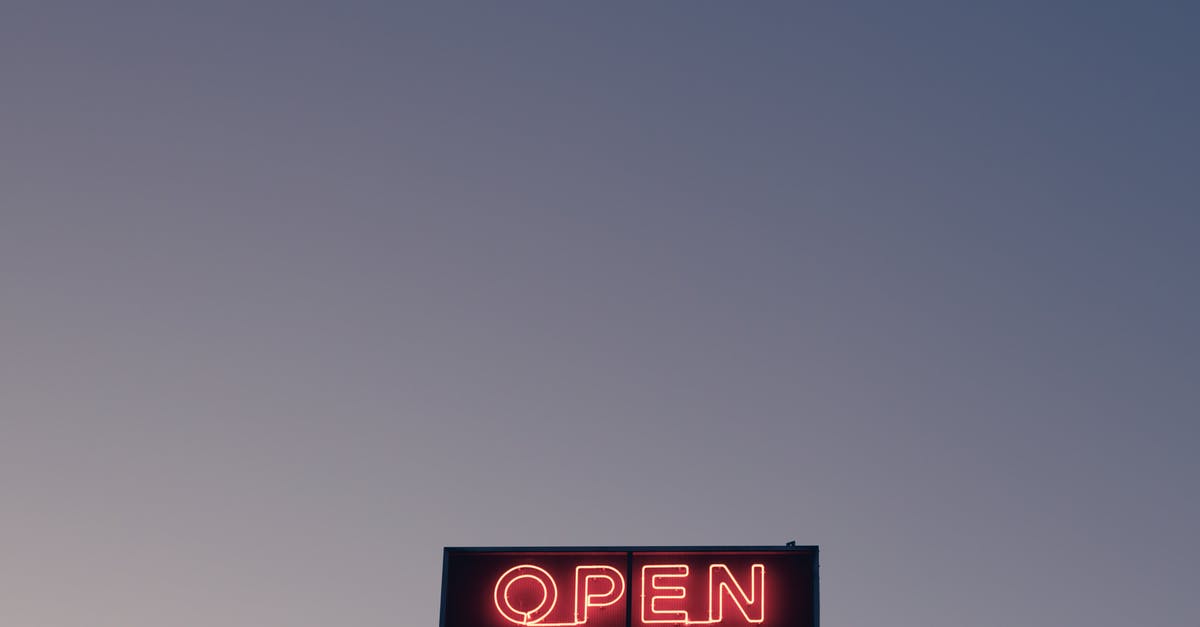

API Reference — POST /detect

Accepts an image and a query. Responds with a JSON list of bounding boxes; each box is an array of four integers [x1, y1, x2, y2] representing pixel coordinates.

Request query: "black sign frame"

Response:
[[439, 545, 819, 627]]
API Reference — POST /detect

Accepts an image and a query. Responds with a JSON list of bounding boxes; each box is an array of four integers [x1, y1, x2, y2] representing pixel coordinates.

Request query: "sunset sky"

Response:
[[3, 3, 1198, 627]]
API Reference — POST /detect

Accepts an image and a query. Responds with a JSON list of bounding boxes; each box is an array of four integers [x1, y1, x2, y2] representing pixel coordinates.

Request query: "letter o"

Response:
[[494, 564, 558, 625]]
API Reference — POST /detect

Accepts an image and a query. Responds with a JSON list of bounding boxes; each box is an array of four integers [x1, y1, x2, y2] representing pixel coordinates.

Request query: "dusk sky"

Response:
[[3, 3, 1198, 626]]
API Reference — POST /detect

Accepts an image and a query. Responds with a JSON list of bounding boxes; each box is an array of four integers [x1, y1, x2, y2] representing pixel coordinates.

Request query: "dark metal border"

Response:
[[438, 545, 819, 627]]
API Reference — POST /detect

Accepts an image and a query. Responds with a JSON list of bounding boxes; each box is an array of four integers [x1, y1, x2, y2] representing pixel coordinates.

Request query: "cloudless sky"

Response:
[[2, 2, 1198, 626]]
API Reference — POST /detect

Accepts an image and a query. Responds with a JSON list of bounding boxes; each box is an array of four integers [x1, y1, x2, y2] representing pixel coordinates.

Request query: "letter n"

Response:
[[708, 564, 765, 623]]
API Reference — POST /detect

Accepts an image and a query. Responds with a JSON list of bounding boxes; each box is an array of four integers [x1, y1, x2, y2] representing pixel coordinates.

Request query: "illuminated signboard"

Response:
[[440, 546, 818, 627]]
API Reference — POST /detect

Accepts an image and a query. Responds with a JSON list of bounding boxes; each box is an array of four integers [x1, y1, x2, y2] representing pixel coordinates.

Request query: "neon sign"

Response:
[[441, 547, 817, 627]]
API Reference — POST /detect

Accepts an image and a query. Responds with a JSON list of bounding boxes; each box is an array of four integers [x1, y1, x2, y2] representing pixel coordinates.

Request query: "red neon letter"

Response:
[[494, 565, 558, 625], [641, 564, 689, 624], [574, 565, 625, 623], [708, 564, 765, 623]]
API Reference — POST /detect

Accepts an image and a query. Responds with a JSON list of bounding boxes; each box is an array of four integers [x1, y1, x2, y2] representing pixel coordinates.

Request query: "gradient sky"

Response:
[[3, 2, 1198, 626]]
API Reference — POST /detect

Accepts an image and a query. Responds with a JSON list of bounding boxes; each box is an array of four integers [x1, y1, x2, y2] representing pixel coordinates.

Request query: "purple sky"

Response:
[[3, 3, 1198, 626]]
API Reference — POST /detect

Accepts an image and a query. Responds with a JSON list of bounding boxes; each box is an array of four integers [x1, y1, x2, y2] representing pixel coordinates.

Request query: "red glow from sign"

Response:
[[492, 561, 765, 626], [440, 548, 815, 627]]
